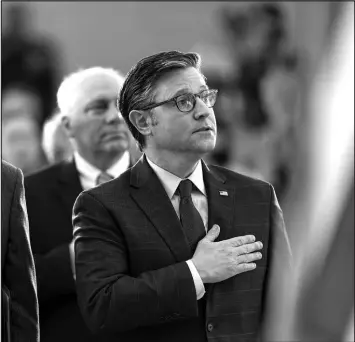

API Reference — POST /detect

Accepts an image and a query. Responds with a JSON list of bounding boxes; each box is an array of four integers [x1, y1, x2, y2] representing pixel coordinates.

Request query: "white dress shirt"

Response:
[[74, 151, 130, 191], [146, 157, 207, 300]]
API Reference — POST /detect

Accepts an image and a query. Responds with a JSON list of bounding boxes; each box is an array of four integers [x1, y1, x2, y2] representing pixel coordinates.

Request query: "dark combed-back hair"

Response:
[[118, 50, 202, 150]]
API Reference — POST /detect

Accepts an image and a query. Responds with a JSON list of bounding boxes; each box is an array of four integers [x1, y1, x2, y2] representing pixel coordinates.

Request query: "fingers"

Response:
[[236, 251, 262, 264], [231, 254, 262, 275], [236, 241, 263, 256], [204, 224, 220, 242], [227, 235, 256, 247], [234, 262, 257, 274]]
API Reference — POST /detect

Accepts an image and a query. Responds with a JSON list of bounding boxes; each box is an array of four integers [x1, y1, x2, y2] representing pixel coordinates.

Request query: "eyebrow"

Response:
[[170, 85, 209, 99]]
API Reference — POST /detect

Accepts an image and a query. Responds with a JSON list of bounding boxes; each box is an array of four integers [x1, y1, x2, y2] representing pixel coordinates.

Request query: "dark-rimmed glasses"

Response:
[[139, 89, 218, 113]]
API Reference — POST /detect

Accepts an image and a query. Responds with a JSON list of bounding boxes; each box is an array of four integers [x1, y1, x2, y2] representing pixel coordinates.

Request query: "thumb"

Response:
[[204, 224, 220, 242]]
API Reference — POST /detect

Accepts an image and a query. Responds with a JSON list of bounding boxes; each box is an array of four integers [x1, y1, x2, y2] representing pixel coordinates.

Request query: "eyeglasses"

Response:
[[139, 89, 218, 113]]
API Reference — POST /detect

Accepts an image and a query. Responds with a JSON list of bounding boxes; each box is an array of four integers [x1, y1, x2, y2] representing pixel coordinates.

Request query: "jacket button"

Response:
[[207, 323, 213, 332]]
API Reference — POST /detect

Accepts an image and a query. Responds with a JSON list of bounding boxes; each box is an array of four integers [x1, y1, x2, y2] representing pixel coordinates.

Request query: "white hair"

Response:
[[56, 66, 125, 116], [41, 110, 73, 164]]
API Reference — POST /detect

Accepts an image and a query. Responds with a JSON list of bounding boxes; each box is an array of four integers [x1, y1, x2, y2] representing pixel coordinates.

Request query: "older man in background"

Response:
[[24, 67, 133, 342]]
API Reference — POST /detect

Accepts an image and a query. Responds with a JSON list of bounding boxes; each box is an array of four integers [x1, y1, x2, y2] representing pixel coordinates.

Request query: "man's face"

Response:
[[148, 67, 217, 157], [66, 74, 130, 158]]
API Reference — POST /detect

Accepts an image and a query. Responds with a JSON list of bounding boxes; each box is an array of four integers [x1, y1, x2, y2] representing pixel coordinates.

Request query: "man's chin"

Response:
[[189, 140, 216, 155], [102, 140, 129, 153]]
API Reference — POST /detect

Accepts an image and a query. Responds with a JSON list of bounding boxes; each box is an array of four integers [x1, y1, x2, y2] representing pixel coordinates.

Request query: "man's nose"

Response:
[[105, 104, 124, 123], [193, 97, 211, 120]]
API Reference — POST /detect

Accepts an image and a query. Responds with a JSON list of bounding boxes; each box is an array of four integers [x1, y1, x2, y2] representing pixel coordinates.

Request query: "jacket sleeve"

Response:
[[260, 184, 293, 339], [73, 191, 198, 335], [3, 168, 40, 342]]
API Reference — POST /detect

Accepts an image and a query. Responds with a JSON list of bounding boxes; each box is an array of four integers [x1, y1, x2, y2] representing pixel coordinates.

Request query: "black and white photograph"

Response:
[[1, 2, 354, 342]]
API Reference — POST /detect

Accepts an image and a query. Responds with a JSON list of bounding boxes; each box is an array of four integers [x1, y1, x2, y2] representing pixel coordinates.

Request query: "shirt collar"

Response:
[[74, 150, 130, 182], [146, 156, 206, 199]]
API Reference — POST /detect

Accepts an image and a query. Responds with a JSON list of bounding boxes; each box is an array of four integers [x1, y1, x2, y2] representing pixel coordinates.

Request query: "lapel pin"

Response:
[[219, 191, 228, 196]]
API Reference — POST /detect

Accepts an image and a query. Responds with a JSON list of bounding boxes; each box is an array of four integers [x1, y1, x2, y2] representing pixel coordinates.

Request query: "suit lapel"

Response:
[[130, 156, 192, 262], [202, 162, 235, 242], [58, 159, 83, 215], [202, 162, 237, 300]]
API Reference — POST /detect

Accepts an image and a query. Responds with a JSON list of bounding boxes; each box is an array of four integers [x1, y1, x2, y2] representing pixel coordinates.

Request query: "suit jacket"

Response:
[[73, 156, 292, 342], [25, 159, 94, 342], [24, 157, 134, 342], [1, 160, 39, 342]]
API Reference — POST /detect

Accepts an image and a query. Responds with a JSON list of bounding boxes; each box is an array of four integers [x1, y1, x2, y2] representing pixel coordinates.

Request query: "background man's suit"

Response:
[[1, 160, 39, 342], [24, 159, 92, 342], [25, 157, 134, 342], [73, 156, 291, 342]]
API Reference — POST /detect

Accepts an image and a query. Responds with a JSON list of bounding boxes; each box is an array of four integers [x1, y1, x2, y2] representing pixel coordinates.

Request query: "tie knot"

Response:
[[178, 179, 193, 198], [96, 172, 114, 185]]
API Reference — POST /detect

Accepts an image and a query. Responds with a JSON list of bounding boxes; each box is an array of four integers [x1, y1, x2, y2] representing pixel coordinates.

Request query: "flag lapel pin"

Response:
[[219, 191, 228, 196]]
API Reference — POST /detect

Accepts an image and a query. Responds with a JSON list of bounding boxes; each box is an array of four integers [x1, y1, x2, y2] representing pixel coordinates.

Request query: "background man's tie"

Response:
[[96, 172, 114, 185], [178, 179, 206, 253]]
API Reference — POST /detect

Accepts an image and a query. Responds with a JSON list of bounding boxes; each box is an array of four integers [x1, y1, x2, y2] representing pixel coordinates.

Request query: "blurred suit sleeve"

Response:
[[260, 185, 293, 339], [2, 166, 40, 342]]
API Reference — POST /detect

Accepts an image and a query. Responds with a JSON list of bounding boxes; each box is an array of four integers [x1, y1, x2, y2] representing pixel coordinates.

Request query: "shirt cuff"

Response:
[[186, 260, 205, 300]]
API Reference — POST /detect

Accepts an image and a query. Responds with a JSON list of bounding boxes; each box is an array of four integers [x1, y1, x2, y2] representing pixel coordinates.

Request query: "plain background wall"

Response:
[[2, 1, 331, 75]]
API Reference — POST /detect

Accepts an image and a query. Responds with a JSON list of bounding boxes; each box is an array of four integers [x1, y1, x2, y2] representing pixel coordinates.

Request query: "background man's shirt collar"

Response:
[[74, 151, 130, 189]]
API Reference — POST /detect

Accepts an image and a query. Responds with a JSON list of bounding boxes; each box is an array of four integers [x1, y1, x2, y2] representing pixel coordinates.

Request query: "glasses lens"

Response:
[[201, 90, 217, 108], [176, 94, 195, 112]]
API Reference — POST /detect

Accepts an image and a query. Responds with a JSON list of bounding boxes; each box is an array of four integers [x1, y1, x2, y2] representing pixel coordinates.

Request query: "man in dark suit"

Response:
[[1, 160, 39, 342], [24, 67, 134, 341], [73, 51, 292, 342]]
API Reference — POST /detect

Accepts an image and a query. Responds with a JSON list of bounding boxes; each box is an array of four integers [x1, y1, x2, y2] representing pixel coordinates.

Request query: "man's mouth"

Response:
[[102, 131, 128, 140], [193, 126, 214, 133]]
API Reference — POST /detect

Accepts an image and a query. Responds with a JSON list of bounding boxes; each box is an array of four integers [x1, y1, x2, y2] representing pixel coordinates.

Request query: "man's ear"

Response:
[[129, 110, 152, 137], [61, 115, 74, 138]]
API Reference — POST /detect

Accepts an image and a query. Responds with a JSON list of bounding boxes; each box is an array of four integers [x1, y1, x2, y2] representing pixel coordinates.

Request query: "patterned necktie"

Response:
[[178, 179, 206, 253], [96, 172, 114, 185]]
